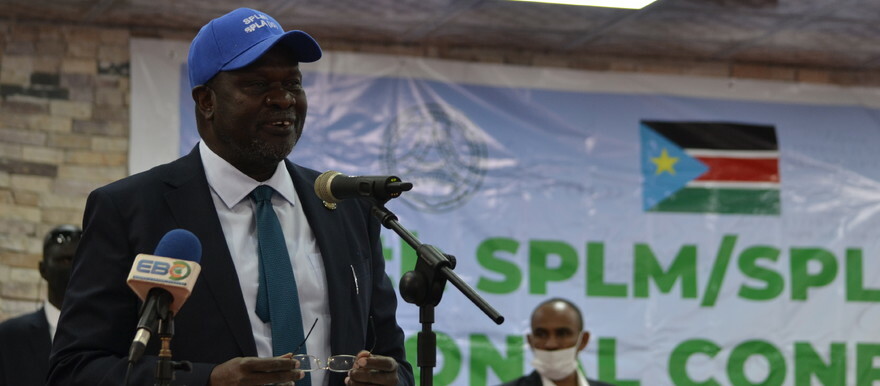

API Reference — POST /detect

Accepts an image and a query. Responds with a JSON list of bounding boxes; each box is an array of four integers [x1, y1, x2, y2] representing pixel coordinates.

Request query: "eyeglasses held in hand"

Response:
[[292, 354, 357, 372], [291, 316, 376, 372]]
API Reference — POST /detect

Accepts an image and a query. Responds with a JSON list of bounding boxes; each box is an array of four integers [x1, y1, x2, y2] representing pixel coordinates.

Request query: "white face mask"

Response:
[[531, 333, 584, 380]]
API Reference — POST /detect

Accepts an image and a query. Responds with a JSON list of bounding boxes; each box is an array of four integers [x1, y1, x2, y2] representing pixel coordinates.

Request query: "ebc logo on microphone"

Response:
[[136, 259, 193, 281], [168, 261, 193, 280]]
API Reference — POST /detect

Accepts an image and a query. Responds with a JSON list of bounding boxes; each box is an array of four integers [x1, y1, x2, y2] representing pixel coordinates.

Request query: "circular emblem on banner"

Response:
[[382, 104, 487, 212]]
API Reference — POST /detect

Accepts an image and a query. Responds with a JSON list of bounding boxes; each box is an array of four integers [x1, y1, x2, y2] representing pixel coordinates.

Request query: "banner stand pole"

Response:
[[369, 201, 504, 386]]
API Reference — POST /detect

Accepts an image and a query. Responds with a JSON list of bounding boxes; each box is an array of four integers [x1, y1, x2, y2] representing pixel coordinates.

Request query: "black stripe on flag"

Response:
[[642, 121, 777, 151]]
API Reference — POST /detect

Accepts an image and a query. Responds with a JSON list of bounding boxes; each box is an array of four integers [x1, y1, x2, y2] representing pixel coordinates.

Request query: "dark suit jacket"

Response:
[[47, 147, 413, 386], [0, 309, 51, 386], [500, 370, 615, 386]]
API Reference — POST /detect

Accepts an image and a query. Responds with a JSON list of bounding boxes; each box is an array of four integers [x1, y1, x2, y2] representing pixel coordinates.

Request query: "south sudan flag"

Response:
[[641, 121, 780, 215]]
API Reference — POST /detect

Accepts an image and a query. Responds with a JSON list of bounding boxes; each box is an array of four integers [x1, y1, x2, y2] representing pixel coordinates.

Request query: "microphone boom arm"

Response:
[[369, 202, 504, 386]]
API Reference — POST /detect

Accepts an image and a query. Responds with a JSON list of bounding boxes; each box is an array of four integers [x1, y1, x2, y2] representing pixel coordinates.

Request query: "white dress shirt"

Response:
[[199, 141, 331, 386], [44, 300, 61, 343]]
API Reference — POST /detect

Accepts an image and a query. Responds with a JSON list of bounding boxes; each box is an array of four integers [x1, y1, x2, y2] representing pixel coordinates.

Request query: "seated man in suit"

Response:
[[502, 298, 614, 386], [0, 225, 81, 386]]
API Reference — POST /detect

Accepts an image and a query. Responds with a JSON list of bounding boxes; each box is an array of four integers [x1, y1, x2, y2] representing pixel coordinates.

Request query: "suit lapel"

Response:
[[30, 310, 51, 375], [163, 149, 257, 356], [287, 163, 359, 354]]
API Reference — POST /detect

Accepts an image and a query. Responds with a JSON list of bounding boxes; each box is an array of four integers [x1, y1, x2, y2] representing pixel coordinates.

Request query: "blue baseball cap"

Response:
[[188, 8, 322, 88]]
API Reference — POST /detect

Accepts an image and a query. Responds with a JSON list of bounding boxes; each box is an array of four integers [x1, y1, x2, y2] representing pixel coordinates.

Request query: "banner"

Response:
[[132, 38, 880, 385]]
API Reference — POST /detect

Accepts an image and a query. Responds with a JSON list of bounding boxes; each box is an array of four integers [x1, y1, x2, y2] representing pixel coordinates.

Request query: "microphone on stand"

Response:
[[126, 229, 202, 363], [314, 170, 412, 204]]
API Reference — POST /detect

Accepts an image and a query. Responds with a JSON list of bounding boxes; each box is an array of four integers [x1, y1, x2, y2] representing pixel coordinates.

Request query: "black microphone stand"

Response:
[[368, 197, 504, 386], [154, 314, 192, 386]]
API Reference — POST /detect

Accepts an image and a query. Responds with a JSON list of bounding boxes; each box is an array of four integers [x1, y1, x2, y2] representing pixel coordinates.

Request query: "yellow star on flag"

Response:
[[651, 148, 679, 175]]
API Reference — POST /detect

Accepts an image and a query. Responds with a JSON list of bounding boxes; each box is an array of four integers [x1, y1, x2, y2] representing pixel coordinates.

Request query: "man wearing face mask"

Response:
[[501, 298, 614, 386], [0, 225, 80, 385]]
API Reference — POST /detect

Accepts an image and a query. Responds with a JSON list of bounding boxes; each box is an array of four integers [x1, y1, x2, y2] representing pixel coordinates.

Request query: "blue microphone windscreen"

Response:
[[153, 229, 202, 263]]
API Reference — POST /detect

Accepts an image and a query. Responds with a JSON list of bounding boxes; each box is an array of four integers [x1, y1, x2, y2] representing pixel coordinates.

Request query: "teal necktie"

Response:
[[250, 186, 310, 382]]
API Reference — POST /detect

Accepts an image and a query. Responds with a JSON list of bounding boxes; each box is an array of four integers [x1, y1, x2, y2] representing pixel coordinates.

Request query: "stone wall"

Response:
[[1, 18, 879, 322], [0, 20, 130, 320]]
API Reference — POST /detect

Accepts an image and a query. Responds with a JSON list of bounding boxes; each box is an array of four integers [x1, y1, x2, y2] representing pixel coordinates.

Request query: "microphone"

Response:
[[126, 229, 202, 363], [315, 170, 413, 204]]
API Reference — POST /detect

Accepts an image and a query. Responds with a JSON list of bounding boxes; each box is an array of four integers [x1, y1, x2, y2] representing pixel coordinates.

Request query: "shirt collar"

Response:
[[199, 141, 297, 208]]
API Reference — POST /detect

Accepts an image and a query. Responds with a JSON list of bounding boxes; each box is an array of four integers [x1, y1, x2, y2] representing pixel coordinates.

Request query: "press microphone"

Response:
[[126, 229, 202, 363], [315, 170, 413, 204]]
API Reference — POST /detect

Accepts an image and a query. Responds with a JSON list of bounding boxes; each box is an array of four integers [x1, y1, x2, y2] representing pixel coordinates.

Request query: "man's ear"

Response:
[[192, 85, 215, 119], [526, 333, 534, 349], [38, 260, 47, 281], [577, 331, 590, 352]]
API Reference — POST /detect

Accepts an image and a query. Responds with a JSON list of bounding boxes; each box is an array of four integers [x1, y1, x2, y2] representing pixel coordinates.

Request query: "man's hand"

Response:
[[209, 354, 304, 386], [345, 350, 399, 386]]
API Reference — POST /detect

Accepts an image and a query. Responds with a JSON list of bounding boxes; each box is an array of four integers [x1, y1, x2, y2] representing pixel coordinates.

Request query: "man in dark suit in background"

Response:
[[501, 298, 614, 386], [0, 225, 80, 386], [48, 7, 412, 386]]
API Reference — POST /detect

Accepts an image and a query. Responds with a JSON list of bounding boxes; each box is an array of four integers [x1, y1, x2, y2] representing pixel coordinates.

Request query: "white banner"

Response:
[[131, 38, 880, 386]]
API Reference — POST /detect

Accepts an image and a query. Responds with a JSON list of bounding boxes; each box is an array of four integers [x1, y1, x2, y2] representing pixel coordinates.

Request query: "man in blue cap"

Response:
[[48, 8, 413, 386]]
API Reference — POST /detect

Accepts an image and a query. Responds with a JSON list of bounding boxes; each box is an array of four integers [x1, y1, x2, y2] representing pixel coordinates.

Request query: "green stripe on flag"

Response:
[[648, 187, 780, 215]]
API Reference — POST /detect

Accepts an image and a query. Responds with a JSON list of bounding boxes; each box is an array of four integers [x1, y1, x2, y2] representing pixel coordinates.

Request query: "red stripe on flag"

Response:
[[694, 157, 779, 182]]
